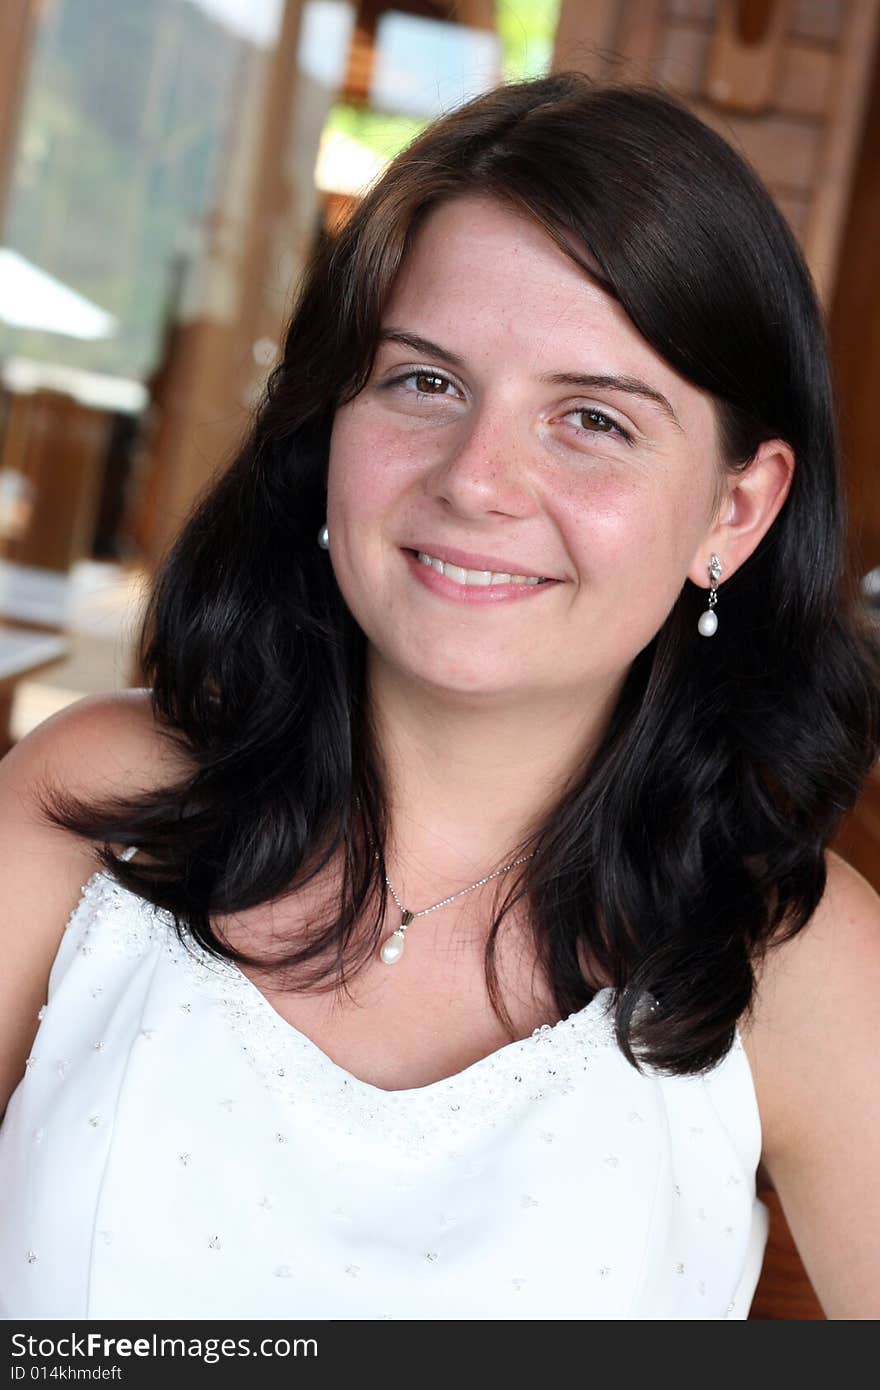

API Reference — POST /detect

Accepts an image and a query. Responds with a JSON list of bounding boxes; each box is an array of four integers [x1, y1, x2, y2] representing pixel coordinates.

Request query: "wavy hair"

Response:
[[37, 73, 880, 1076]]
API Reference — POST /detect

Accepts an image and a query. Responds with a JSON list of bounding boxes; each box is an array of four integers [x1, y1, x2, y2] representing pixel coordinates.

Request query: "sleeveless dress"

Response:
[[0, 851, 770, 1319]]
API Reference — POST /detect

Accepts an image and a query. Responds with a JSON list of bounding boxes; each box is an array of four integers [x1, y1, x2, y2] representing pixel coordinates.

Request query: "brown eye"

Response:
[[413, 372, 448, 394], [580, 409, 615, 433], [563, 406, 632, 444], [384, 369, 460, 399]]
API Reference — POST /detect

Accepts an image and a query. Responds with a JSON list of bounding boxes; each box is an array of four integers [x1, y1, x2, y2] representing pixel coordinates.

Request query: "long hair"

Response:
[[37, 73, 880, 1076]]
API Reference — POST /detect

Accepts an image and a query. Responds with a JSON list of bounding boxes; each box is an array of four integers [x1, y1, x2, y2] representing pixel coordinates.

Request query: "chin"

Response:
[[405, 657, 541, 701], [369, 634, 545, 698]]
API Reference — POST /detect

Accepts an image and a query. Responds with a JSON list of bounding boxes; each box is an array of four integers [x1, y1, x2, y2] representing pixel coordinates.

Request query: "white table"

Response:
[[0, 559, 73, 628], [0, 625, 69, 754]]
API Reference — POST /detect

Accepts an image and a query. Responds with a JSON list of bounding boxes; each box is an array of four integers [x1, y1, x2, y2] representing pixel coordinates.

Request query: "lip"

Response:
[[403, 542, 557, 580], [403, 548, 560, 604]]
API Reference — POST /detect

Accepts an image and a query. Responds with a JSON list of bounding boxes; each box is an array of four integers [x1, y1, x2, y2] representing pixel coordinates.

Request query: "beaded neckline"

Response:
[[65, 867, 630, 1152], [224, 944, 619, 1098]]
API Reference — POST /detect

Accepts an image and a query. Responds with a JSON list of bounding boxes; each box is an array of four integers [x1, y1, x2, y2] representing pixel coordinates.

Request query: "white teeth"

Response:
[[416, 552, 549, 586], [443, 562, 468, 585]]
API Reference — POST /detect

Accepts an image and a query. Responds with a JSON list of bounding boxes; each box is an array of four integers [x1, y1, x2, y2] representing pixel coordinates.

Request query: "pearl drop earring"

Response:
[[698, 554, 722, 636], [317, 523, 329, 550]]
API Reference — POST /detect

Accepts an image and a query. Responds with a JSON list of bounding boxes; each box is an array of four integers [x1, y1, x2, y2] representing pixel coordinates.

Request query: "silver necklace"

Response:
[[378, 850, 537, 964]]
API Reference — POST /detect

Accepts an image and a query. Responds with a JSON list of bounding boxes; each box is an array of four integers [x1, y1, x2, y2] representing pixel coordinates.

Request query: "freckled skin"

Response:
[[326, 194, 724, 710]]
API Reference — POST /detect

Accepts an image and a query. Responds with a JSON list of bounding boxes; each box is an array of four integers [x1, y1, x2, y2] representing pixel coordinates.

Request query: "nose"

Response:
[[423, 400, 539, 520]]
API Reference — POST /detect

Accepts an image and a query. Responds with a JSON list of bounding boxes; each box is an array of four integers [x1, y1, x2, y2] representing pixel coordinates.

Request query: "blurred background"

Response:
[[1, 0, 878, 1319]]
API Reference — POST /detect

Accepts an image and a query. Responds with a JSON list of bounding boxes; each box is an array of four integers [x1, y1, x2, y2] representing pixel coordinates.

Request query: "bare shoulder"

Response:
[[0, 684, 195, 909], [740, 849, 880, 1146], [0, 688, 194, 1119], [739, 849, 880, 1316], [1, 687, 191, 808]]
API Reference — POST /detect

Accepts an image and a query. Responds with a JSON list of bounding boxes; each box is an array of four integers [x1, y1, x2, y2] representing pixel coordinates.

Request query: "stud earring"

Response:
[[697, 554, 722, 636], [317, 523, 329, 550]]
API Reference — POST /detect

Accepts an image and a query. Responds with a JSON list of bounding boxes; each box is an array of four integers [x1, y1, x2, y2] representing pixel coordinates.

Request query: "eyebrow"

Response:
[[377, 328, 683, 432]]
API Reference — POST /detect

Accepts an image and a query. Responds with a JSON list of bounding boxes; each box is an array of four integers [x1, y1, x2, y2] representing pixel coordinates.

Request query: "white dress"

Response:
[[0, 851, 770, 1319]]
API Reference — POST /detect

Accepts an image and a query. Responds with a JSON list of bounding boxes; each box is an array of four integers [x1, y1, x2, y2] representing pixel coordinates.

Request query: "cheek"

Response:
[[553, 471, 662, 561], [556, 470, 707, 597], [326, 409, 407, 519], [325, 410, 411, 631]]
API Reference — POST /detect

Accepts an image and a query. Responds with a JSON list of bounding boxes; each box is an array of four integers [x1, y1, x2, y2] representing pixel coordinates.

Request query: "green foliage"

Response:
[[496, 0, 561, 81], [322, 104, 425, 165]]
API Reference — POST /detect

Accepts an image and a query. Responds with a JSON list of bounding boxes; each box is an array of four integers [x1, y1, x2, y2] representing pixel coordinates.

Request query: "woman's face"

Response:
[[326, 194, 728, 705]]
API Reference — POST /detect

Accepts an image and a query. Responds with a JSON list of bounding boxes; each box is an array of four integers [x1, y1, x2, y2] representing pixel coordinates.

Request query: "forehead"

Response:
[[387, 193, 614, 324], [381, 193, 716, 442]]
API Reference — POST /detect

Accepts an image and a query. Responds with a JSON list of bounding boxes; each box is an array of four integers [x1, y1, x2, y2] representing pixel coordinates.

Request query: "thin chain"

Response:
[[377, 849, 537, 918]]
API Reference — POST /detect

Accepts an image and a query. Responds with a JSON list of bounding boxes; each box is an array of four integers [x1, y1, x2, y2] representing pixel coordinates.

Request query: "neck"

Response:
[[365, 648, 624, 900]]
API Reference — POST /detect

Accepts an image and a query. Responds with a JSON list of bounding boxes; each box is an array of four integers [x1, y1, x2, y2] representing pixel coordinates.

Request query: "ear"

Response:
[[687, 438, 796, 590]]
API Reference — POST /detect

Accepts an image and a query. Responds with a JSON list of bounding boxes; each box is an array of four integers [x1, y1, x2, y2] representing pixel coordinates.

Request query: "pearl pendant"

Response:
[[698, 609, 718, 637], [380, 929, 406, 964]]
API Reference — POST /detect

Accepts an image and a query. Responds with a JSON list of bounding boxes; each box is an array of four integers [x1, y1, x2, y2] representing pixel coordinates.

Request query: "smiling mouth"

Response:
[[406, 549, 555, 586]]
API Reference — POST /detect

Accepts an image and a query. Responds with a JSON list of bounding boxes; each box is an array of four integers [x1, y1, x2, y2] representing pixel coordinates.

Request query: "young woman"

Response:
[[1, 73, 878, 1320]]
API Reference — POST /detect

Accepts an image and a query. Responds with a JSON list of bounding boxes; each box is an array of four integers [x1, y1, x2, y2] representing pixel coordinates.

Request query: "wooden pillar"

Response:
[[133, 0, 306, 574], [0, 0, 38, 232], [552, 0, 622, 77], [2, 391, 109, 572]]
